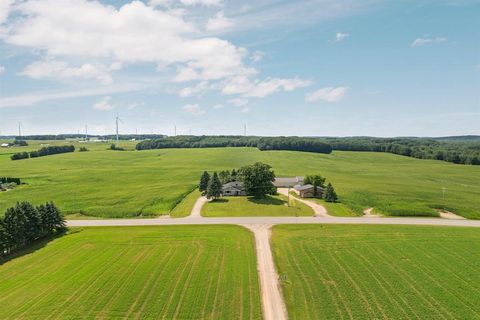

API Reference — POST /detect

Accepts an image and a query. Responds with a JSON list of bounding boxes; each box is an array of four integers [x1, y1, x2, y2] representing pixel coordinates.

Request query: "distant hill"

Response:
[[433, 135, 480, 142]]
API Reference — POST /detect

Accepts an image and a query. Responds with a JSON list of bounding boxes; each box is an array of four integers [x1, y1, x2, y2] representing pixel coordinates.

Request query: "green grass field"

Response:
[[272, 224, 480, 319], [1, 140, 480, 218], [0, 225, 261, 319], [202, 194, 314, 217]]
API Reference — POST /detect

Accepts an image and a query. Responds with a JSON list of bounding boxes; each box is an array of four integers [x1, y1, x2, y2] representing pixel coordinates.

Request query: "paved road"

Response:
[[66, 201, 480, 320]]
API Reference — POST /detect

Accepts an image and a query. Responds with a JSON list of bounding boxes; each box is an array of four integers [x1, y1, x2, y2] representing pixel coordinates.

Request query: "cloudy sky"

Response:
[[0, 0, 479, 136]]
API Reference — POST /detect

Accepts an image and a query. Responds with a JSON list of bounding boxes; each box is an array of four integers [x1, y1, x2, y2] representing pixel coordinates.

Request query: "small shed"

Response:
[[293, 184, 324, 198]]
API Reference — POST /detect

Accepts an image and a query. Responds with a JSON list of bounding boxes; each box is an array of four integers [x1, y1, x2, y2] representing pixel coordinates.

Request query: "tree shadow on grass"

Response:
[[0, 230, 73, 266], [247, 195, 285, 206], [211, 198, 228, 203]]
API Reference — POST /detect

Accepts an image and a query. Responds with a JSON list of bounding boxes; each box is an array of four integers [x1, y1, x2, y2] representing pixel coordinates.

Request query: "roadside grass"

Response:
[[272, 224, 480, 319], [202, 194, 314, 217], [1, 142, 480, 218], [0, 225, 262, 319], [170, 189, 200, 218], [289, 191, 359, 217]]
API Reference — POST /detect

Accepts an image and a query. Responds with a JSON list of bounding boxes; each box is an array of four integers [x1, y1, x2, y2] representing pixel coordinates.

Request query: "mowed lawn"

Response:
[[202, 194, 314, 217], [0, 226, 262, 320], [272, 224, 480, 319], [1, 141, 480, 218]]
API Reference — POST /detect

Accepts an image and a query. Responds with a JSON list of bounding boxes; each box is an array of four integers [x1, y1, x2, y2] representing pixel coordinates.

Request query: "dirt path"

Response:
[[363, 207, 381, 218], [190, 196, 208, 218], [242, 224, 287, 320], [277, 188, 329, 217], [438, 210, 466, 220]]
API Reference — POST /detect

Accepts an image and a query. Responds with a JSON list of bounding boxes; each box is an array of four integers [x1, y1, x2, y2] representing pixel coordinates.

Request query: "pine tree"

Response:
[[47, 202, 66, 232], [206, 172, 222, 200], [199, 171, 210, 195], [324, 183, 338, 202]]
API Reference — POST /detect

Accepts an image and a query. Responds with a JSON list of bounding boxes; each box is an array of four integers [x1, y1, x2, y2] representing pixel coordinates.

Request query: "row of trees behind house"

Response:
[[0, 202, 66, 257], [11, 145, 75, 160], [199, 162, 277, 199]]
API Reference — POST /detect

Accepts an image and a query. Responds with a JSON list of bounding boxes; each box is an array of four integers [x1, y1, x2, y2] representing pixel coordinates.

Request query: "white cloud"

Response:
[[180, 0, 223, 7], [250, 51, 264, 62], [411, 37, 447, 47], [222, 76, 311, 98], [20, 60, 113, 84], [0, 0, 14, 24], [0, 66, 5, 74], [213, 103, 223, 109], [0, 82, 149, 108], [178, 81, 210, 97], [93, 96, 114, 111], [228, 98, 249, 107], [305, 86, 348, 103], [335, 32, 349, 42], [182, 103, 205, 115], [206, 11, 233, 31]]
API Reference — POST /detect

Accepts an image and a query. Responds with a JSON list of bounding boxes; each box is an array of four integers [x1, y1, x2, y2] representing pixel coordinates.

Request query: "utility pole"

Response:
[[442, 187, 446, 209], [174, 125, 177, 137], [85, 124, 88, 141], [244, 123, 247, 136]]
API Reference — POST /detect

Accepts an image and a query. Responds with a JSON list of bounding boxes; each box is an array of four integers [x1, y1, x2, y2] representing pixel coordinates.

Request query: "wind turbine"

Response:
[[18, 122, 22, 138], [115, 115, 123, 147]]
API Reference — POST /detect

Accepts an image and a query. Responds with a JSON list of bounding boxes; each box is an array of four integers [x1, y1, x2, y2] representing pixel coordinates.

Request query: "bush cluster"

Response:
[[11, 145, 75, 160], [0, 202, 66, 257], [0, 177, 21, 185]]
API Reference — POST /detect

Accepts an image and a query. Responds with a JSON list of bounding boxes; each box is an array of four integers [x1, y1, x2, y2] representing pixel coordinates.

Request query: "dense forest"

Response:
[[136, 136, 333, 154], [322, 137, 480, 165]]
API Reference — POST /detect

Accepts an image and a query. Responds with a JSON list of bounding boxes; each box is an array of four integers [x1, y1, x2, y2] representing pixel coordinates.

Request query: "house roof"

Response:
[[294, 184, 314, 191], [222, 181, 243, 188]]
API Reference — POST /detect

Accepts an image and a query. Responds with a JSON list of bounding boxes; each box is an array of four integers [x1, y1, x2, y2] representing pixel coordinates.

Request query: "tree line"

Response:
[[303, 175, 337, 202], [0, 202, 66, 257], [136, 136, 333, 154], [323, 137, 480, 165], [11, 145, 75, 160]]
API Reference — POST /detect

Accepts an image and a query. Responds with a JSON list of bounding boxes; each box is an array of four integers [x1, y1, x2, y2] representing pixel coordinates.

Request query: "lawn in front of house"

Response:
[[202, 194, 314, 217]]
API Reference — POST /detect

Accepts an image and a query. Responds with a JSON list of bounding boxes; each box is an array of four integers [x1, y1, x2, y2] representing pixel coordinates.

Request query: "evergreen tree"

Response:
[[0, 219, 10, 255], [206, 172, 222, 200], [324, 183, 338, 202], [218, 170, 231, 184], [47, 202, 66, 232], [199, 171, 210, 195]]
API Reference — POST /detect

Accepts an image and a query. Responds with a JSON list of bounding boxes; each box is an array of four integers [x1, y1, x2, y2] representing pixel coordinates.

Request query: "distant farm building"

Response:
[[273, 177, 304, 187], [293, 184, 324, 198], [1, 143, 9, 148], [222, 181, 247, 196]]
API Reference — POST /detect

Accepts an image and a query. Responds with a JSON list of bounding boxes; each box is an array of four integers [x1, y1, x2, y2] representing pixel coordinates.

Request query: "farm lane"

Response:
[[277, 188, 329, 217], [242, 224, 288, 320]]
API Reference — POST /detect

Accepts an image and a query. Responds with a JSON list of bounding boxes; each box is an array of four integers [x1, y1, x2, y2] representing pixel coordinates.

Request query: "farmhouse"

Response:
[[222, 181, 247, 196], [273, 176, 304, 187], [293, 184, 324, 198], [1, 143, 9, 148]]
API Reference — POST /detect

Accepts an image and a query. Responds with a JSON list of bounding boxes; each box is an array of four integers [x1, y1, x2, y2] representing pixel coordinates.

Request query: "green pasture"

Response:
[[1, 141, 479, 218], [202, 194, 314, 217], [0, 225, 261, 319], [272, 224, 480, 319]]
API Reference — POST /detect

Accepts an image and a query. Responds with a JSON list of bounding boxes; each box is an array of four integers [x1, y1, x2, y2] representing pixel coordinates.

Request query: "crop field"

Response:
[[202, 194, 313, 217], [1, 140, 480, 218], [272, 224, 480, 319], [0, 225, 261, 319]]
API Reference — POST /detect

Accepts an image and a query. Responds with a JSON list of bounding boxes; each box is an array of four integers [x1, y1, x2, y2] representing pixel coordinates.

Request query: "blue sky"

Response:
[[0, 0, 479, 137]]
